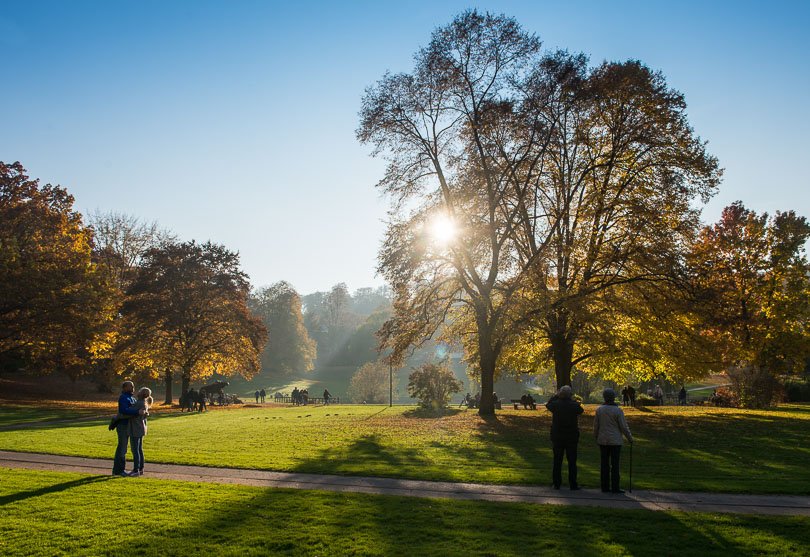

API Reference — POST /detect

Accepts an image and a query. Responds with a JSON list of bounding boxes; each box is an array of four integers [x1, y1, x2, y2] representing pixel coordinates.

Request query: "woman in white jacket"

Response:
[[594, 388, 634, 493]]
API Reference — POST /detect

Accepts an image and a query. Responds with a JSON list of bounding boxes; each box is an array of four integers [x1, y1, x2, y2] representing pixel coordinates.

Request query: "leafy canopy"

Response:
[[118, 240, 267, 386]]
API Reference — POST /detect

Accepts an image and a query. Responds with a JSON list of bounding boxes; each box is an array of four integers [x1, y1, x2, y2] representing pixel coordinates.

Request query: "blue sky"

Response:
[[2, 1, 808, 294]]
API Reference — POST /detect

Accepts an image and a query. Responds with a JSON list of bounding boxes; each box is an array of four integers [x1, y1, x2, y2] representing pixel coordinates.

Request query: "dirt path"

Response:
[[2, 450, 808, 516]]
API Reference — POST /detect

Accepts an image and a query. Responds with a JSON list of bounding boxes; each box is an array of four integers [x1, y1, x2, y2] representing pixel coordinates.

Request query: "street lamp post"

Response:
[[389, 361, 393, 407]]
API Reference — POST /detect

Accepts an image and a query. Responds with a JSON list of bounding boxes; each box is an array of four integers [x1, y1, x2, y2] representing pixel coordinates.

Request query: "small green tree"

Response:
[[407, 362, 462, 410], [348, 360, 394, 403]]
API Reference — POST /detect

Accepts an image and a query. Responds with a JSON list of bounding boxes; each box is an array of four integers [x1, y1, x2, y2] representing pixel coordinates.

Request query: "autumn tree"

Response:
[[689, 203, 810, 407], [0, 162, 114, 376], [85, 210, 175, 389], [250, 281, 316, 376], [358, 11, 719, 414], [348, 360, 395, 403], [118, 240, 267, 403]]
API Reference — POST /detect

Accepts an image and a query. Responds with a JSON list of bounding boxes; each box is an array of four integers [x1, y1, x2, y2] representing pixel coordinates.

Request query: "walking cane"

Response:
[[628, 441, 633, 493]]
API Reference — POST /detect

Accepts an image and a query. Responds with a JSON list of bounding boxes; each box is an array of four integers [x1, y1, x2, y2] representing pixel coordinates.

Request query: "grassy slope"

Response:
[[1, 468, 808, 557], [1, 404, 808, 494]]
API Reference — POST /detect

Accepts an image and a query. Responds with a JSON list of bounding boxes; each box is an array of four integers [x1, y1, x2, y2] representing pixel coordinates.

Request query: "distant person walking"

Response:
[[260, 389, 266, 404], [545, 386, 584, 491], [323, 389, 331, 405], [621, 386, 630, 406], [627, 385, 636, 408], [654, 385, 664, 406], [112, 381, 145, 477], [678, 386, 687, 406], [255, 390, 260, 404], [594, 388, 634, 494], [128, 387, 153, 476]]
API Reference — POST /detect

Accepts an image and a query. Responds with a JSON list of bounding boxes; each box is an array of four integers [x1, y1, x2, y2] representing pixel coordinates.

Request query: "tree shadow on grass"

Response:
[[0, 474, 111, 506], [362, 407, 391, 420], [96, 475, 810, 556], [292, 433, 432, 477], [402, 407, 463, 419], [619, 409, 810, 493], [80, 408, 810, 555]]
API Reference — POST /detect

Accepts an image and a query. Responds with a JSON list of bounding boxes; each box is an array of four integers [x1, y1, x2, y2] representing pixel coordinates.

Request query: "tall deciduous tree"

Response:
[[118, 241, 267, 402], [87, 211, 175, 390], [690, 202, 810, 407], [0, 162, 114, 376], [250, 281, 316, 376], [89, 210, 174, 289], [358, 11, 719, 414]]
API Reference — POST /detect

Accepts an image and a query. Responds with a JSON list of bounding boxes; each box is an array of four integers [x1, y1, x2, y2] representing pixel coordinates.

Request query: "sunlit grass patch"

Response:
[[1, 404, 808, 494]]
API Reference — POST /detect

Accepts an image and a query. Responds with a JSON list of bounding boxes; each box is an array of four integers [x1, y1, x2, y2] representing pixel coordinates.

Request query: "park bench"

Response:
[[461, 400, 502, 409], [510, 398, 537, 410]]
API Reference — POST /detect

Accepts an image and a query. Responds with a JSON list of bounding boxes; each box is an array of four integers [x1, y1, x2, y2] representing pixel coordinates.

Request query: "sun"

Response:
[[427, 213, 458, 247]]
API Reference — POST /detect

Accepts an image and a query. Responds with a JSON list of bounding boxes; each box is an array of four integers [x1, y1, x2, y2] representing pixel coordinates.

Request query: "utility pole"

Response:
[[389, 361, 393, 407]]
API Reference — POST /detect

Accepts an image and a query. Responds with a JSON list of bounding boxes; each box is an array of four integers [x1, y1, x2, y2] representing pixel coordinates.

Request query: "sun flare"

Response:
[[428, 214, 458, 247]]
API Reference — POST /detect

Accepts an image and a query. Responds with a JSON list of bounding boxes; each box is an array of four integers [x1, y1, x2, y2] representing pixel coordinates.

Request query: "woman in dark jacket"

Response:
[[545, 386, 584, 490]]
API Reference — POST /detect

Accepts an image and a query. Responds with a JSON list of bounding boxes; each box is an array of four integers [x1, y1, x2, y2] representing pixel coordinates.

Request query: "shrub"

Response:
[[348, 361, 395, 403], [714, 386, 739, 407], [784, 379, 810, 402], [407, 362, 462, 411], [635, 393, 655, 406], [727, 365, 780, 408]]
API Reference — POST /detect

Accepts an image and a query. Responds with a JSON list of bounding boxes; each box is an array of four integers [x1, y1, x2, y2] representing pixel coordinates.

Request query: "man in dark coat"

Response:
[[545, 385, 584, 490]]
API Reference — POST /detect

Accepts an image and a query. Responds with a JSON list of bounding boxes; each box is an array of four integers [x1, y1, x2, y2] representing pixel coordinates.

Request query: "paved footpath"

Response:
[[2, 450, 808, 517]]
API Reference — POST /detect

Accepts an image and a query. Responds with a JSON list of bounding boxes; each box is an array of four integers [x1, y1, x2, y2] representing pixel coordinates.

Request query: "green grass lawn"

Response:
[[1, 404, 808, 494], [1, 468, 807, 557]]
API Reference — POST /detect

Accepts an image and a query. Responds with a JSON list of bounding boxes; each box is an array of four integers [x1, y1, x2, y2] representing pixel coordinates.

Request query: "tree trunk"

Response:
[[552, 334, 574, 388], [477, 316, 497, 417], [478, 348, 496, 416], [163, 370, 173, 405], [549, 311, 575, 389], [181, 370, 191, 397]]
